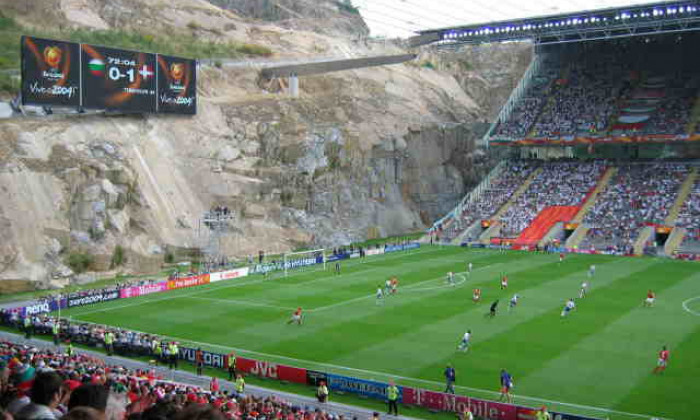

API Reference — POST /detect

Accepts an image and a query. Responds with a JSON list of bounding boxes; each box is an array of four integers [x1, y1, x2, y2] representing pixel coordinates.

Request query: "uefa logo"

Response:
[[43, 46, 62, 69]]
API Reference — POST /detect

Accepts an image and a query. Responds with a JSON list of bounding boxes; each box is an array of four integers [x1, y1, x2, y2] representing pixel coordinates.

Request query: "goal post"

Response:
[[282, 248, 325, 277]]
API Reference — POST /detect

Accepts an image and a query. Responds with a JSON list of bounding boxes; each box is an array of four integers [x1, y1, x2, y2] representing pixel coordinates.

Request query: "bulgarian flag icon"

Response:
[[89, 58, 105, 76]]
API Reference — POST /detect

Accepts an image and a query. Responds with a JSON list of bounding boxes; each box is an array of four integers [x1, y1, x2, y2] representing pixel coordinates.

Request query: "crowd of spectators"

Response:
[[499, 161, 605, 237], [493, 70, 558, 139], [491, 37, 700, 142], [0, 335, 352, 420], [675, 176, 700, 251], [581, 162, 689, 252], [531, 60, 620, 138], [449, 162, 537, 241]]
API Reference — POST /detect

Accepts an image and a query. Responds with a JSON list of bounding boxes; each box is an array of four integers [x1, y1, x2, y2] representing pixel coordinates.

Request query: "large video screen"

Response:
[[157, 54, 197, 114], [81, 44, 157, 113], [21, 36, 81, 107]]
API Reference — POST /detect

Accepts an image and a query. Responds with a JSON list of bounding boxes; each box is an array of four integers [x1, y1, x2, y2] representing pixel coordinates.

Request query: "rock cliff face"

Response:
[[206, 0, 370, 37], [0, 0, 529, 290]]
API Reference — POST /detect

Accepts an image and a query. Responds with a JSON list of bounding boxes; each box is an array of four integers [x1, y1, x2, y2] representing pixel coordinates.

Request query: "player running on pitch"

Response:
[[579, 280, 589, 298], [287, 307, 303, 325], [376, 285, 385, 305], [384, 279, 393, 296], [499, 369, 514, 403], [652, 345, 670, 374], [643, 290, 655, 307], [467, 262, 473, 275], [559, 253, 565, 264], [472, 288, 481, 303], [457, 330, 472, 352], [561, 298, 576, 318], [500, 273, 508, 290], [588, 264, 596, 278], [446, 271, 456, 287], [508, 294, 519, 313], [487, 300, 499, 318], [390, 276, 399, 295]]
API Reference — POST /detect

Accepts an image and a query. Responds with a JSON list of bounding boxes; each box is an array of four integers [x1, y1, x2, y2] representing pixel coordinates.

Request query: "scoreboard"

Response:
[[21, 36, 197, 115], [81, 44, 157, 113]]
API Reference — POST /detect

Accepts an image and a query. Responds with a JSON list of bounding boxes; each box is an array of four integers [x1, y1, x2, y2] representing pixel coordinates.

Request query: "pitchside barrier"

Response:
[[5, 267, 250, 317], [97, 331, 605, 420]]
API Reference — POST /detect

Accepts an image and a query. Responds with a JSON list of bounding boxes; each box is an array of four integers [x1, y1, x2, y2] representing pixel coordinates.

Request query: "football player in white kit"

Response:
[[457, 330, 472, 352], [579, 280, 589, 298], [561, 298, 576, 317]]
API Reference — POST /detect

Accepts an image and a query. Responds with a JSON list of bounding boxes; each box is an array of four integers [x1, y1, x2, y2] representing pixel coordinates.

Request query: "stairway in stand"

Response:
[[663, 167, 698, 255], [514, 206, 580, 248]]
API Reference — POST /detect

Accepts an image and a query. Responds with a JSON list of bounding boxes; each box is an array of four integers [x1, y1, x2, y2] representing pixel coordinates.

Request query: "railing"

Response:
[[483, 52, 544, 146], [430, 160, 507, 235]]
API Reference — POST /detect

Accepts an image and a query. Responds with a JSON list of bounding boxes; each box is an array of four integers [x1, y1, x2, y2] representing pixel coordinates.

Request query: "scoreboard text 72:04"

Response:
[[21, 36, 197, 115]]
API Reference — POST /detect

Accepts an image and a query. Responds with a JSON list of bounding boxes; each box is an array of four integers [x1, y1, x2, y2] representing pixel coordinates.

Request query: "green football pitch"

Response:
[[61, 247, 700, 419]]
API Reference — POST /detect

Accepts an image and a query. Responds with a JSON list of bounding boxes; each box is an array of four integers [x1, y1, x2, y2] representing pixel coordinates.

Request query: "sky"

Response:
[[352, 0, 676, 38]]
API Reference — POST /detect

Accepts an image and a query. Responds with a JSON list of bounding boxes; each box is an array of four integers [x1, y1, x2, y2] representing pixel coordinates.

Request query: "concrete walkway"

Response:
[[0, 331, 423, 420]]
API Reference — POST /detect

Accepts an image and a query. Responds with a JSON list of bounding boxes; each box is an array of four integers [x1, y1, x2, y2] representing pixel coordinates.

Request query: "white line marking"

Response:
[[186, 297, 296, 311], [402, 272, 468, 292], [309, 269, 481, 313], [681, 296, 700, 316]]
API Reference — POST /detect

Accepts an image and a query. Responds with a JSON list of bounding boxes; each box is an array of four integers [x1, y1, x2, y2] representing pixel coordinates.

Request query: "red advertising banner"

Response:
[[167, 274, 209, 290], [402, 387, 518, 420], [237, 357, 307, 385]]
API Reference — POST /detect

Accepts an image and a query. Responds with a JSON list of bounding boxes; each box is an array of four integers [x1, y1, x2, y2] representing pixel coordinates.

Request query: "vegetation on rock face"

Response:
[[110, 245, 125, 268], [0, 11, 273, 94], [336, 0, 360, 15], [67, 252, 94, 274]]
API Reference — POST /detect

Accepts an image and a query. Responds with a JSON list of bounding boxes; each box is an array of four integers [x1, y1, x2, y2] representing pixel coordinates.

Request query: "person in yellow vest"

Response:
[[462, 406, 474, 420], [536, 406, 551, 420], [168, 342, 178, 370], [104, 331, 115, 356], [227, 352, 237, 381], [234, 374, 245, 398], [316, 380, 329, 403], [52, 322, 60, 346], [152, 339, 162, 365], [66, 341, 74, 357], [23, 316, 32, 339], [386, 380, 399, 416]]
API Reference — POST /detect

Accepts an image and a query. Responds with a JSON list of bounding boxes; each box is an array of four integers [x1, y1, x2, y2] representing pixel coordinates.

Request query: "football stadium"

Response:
[[1, 1, 700, 420]]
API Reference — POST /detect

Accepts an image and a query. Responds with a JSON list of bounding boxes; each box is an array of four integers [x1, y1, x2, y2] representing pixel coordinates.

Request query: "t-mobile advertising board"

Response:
[[402, 387, 517, 420], [119, 281, 167, 298]]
